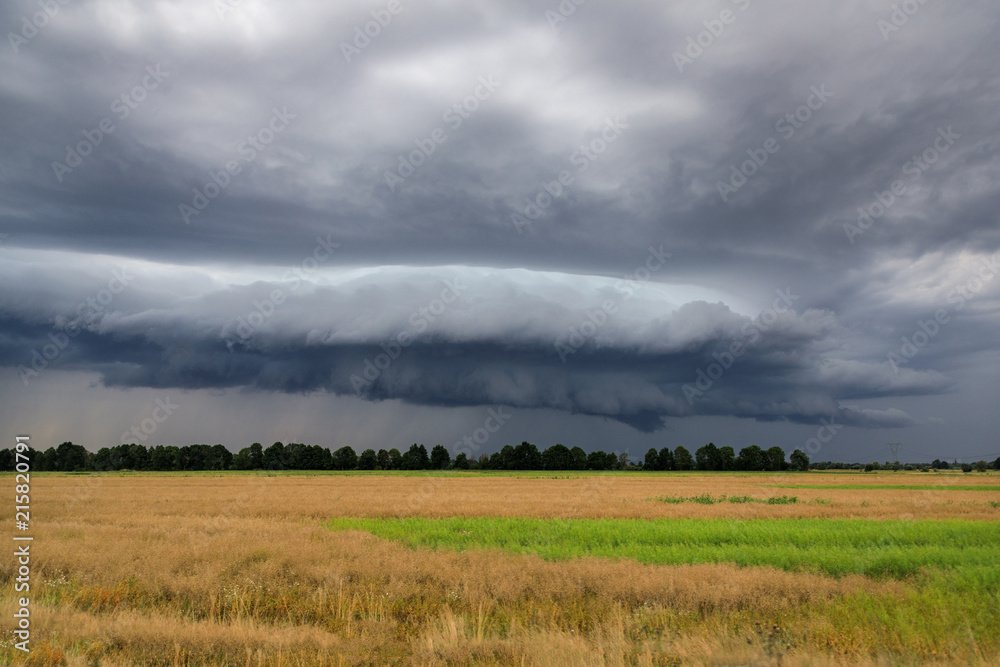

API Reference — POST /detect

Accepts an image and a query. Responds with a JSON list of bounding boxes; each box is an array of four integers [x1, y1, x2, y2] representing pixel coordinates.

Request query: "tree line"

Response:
[[1, 440, 996, 473]]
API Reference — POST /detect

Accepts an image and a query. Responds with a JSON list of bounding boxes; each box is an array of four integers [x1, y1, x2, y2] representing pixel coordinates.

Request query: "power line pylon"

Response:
[[888, 442, 901, 461]]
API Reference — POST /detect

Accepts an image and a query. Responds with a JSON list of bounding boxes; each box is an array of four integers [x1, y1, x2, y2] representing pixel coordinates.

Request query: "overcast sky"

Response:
[[1, 0, 998, 463]]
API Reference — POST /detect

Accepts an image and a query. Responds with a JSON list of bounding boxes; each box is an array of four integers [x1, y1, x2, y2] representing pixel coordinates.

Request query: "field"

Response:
[[2, 471, 999, 665]]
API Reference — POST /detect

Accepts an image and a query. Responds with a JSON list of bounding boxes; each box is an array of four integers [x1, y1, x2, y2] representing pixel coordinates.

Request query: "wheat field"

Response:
[[2, 471, 998, 665]]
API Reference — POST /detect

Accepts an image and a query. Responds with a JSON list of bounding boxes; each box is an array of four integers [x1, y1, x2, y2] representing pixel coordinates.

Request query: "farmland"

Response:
[[2, 471, 998, 665]]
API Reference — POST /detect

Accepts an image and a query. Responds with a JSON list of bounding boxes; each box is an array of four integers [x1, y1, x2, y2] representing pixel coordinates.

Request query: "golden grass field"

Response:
[[2, 471, 998, 666]]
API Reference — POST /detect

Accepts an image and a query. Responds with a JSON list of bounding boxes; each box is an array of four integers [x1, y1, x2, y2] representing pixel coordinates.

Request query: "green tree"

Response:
[[483, 451, 499, 469], [126, 444, 149, 470], [961, 463, 973, 473], [248, 442, 263, 469], [311, 445, 333, 470], [718, 445, 736, 471], [493, 445, 515, 470], [332, 446, 358, 470], [766, 446, 787, 471], [149, 445, 179, 471], [180, 444, 216, 471], [92, 447, 112, 471], [658, 447, 674, 471], [211, 444, 233, 470], [569, 446, 588, 470], [453, 452, 471, 469], [377, 449, 391, 470], [512, 441, 542, 470], [790, 449, 810, 471], [586, 450, 610, 470], [643, 448, 659, 471], [695, 443, 721, 470], [33, 448, 54, 471], [974, 460, 988, 472], [233, 445, 254, 470], [543, 444, 573, 471], [55, 441, 88, 471], [737, 445, 766, 471], [357, 449, 378, 470], [430, 444, 451, 469], [402, 443, 429, 470], [321, 446, 335, 470], [673, 446, 693, 470], [388, 448, 402, 470], [101, 444, 122, 470], [284, 443, 307, 469], [263, 442, 285, 470], [584, 450, 599, 470]]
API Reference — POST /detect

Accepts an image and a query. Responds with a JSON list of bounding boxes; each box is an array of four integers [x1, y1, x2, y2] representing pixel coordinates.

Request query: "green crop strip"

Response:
[[325, 517, 1000, 582], [767, 484, 1000, 490]]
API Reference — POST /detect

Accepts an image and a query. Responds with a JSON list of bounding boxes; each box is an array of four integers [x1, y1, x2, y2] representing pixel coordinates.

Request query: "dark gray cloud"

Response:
[[1, 0, 998, 460]]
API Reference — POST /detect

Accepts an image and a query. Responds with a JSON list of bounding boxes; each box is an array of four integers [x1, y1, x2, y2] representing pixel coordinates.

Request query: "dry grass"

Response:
[[30, 471, 1000, 522], [1, 472, 997, 665]]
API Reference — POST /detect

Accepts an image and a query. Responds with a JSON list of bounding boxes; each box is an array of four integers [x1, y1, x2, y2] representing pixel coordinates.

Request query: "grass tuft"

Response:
[[655, 494, 798, 505]]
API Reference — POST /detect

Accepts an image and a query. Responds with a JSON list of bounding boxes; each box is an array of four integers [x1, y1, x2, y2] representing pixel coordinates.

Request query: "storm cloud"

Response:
[[1, 0, 998, 460]]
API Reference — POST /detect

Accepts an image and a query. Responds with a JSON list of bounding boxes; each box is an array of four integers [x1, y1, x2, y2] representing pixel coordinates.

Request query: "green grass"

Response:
[[768, 484, 1000, 490], [325, 517, 1000, 581]]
